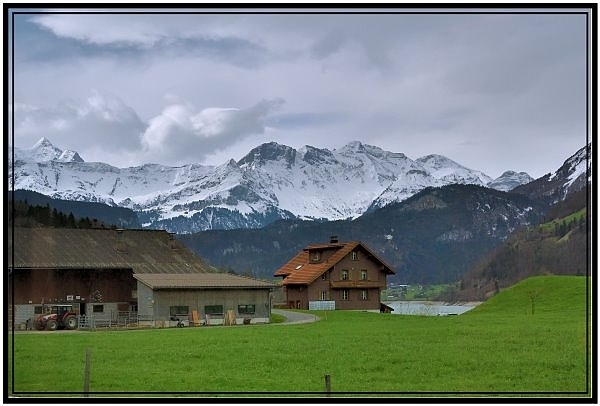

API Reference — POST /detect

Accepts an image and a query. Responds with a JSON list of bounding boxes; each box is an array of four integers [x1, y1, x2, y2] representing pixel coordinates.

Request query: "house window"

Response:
[[341, 290, 350, 300], [238, 304, 256, 314], [93, 305, 104, 313], [360, 270, 368, 280], [205, 305, 224, 315], [361, 290, 368, 300], [352, 251, 359, 260], [311, 251, 321, 262], [321, 272, 327, 280], [320, 291, 327, 300], [341, 270, 349, 280], [169, 306, 189, 317]]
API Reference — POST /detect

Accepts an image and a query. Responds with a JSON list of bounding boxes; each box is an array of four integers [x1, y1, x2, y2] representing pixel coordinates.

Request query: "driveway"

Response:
[[272, 308, 319, 325]]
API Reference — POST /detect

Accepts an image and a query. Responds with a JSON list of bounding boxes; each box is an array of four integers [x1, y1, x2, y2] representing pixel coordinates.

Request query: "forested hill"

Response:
[[442, 188, 589, 302], [8, 189, 140, 229]]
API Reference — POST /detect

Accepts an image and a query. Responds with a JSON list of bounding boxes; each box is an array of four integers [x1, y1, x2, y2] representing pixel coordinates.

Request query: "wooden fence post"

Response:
[[83, 348, 91, 396], [324, 374, 331, 396]]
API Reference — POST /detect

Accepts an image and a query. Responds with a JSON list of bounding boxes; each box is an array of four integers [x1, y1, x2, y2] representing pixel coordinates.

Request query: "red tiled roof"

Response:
[[273, 241, 395, 286]]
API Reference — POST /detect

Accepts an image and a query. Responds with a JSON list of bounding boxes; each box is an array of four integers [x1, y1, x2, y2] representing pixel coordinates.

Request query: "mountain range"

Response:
[[8, 137, 590, 285], [10, 137, 534, 233]]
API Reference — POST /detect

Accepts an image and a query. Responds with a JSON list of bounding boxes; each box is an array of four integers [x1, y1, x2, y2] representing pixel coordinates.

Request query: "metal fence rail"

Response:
[[78, 311, 140, 330]]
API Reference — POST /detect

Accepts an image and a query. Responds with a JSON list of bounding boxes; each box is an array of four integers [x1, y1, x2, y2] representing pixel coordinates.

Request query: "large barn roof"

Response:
[[8, 227, 216, 274], [134, 273, 276, 290], [273, 240, 395, 286]]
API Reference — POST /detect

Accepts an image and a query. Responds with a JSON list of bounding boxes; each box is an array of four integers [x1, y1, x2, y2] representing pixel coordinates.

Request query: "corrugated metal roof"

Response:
[[8, 227, 216, 274], [134, 273, 276, 289], [274, 240, 395, 285]]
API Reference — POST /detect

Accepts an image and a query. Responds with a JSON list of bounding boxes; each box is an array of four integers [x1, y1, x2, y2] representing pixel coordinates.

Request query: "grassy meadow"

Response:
[[7, 276, 591, 397]]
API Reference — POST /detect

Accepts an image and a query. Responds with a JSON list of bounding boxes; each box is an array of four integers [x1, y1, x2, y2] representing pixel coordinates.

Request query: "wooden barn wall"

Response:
[[10, 268, 136, 305]]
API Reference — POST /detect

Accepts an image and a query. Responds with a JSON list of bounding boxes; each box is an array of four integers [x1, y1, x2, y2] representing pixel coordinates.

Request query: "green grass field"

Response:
[[7, 276, 591, 398]]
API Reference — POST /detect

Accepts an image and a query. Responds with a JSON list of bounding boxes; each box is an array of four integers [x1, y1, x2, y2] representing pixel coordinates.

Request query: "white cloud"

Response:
[[12, 91, 145, 154], [140, 98, 285, 165]]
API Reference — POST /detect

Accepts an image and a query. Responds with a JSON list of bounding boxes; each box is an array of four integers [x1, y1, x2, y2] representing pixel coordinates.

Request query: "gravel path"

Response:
[[271, 308, 319, 324]]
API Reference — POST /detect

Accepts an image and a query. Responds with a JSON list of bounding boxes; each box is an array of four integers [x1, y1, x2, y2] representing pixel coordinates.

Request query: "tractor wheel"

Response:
[[35, 321, 45, 331], [46, 320, 58, 331], [64, 315, 78, 330]]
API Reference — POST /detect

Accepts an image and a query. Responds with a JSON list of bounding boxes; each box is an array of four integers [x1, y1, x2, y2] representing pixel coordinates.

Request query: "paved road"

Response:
[[272, 309, 319, 325]]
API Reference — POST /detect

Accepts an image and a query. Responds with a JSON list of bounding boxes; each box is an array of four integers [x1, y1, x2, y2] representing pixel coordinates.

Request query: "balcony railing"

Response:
[[330, 280, 383, 289]]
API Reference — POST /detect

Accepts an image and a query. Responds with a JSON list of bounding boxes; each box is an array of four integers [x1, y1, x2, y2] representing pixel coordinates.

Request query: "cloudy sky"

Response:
[[8, 7, 591, 179]]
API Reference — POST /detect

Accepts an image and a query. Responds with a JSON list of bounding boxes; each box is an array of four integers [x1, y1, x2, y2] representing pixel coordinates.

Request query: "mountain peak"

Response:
[[237, 142, 296, 169], [30, 137, 63, 161], [58, 150, 85, 163], [32, 137, 54, 149], [487, 171, 533, 192]]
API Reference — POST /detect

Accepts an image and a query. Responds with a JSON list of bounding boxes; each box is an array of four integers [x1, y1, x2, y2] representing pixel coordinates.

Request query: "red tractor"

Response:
[[35, 304, 78, 331]]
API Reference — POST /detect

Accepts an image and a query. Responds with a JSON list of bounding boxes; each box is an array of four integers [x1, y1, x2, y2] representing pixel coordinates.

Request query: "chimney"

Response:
[[330, 235, 338, 244]]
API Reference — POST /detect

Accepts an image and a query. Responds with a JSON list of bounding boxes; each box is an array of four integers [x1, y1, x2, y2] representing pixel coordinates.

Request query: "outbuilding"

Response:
[[134, 273, 274, 326]]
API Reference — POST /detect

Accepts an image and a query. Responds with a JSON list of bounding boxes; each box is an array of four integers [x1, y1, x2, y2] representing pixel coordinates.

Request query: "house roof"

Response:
[[8, 227, 216, 274], [273, 240, 395, 285], [134, 273, 276, 290]]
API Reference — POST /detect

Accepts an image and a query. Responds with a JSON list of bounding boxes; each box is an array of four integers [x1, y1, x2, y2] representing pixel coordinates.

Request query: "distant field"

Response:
[[7, 276, 591, 398]]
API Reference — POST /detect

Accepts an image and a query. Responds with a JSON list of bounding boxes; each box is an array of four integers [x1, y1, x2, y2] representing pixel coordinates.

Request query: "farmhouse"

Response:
[[274, 237, 395, 310], [8, 227, 275, 328]]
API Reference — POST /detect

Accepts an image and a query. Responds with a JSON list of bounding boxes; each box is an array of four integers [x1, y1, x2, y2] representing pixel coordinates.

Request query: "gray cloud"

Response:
[[9, 9, 591, 178], [12, 92, 145, 155]]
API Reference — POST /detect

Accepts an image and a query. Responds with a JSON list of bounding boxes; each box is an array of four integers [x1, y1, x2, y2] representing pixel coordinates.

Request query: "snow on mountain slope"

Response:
[[10, 137, 534, 233], [487, 171, 534, 192]]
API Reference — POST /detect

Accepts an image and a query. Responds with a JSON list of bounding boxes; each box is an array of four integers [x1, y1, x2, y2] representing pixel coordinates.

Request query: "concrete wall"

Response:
[[137, 282, 272, 327]]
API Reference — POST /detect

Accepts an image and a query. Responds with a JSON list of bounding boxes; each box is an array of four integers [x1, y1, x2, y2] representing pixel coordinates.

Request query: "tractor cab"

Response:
[[48, 304, 73, 317]]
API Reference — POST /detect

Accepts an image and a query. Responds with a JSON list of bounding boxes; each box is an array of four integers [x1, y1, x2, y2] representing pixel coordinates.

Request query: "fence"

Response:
[[78, 311, 140, 330]]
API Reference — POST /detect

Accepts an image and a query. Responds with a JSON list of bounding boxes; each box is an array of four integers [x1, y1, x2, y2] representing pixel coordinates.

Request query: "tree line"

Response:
[[8, 199, 114, 229]]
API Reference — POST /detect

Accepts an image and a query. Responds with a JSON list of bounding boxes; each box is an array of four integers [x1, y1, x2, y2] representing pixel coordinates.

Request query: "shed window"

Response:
[[92, 305, 104, 313], [170, 306, 189, 317], [205, 305, 224, 315], [238, 304, 255, 314]]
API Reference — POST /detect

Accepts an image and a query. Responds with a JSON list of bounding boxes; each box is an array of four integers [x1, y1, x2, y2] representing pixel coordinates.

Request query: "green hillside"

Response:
[[467, 275, 589, 317]]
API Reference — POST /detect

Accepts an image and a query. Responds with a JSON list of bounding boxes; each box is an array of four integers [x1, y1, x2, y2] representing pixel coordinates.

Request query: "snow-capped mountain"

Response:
[[511, 143, 590, 204], [487, 171, 535, 192], [9, 138, 535, 233]]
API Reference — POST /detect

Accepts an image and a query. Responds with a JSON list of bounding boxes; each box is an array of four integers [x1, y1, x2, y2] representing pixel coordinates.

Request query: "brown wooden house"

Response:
[[273, 237, 395, 310]]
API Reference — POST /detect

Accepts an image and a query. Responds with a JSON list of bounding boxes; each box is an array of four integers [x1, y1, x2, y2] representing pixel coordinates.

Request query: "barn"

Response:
[[8, 227, 275, 329]]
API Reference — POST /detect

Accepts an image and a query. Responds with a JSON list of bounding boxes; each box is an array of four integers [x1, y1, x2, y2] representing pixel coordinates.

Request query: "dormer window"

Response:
[[310, 251, 321, 263]]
